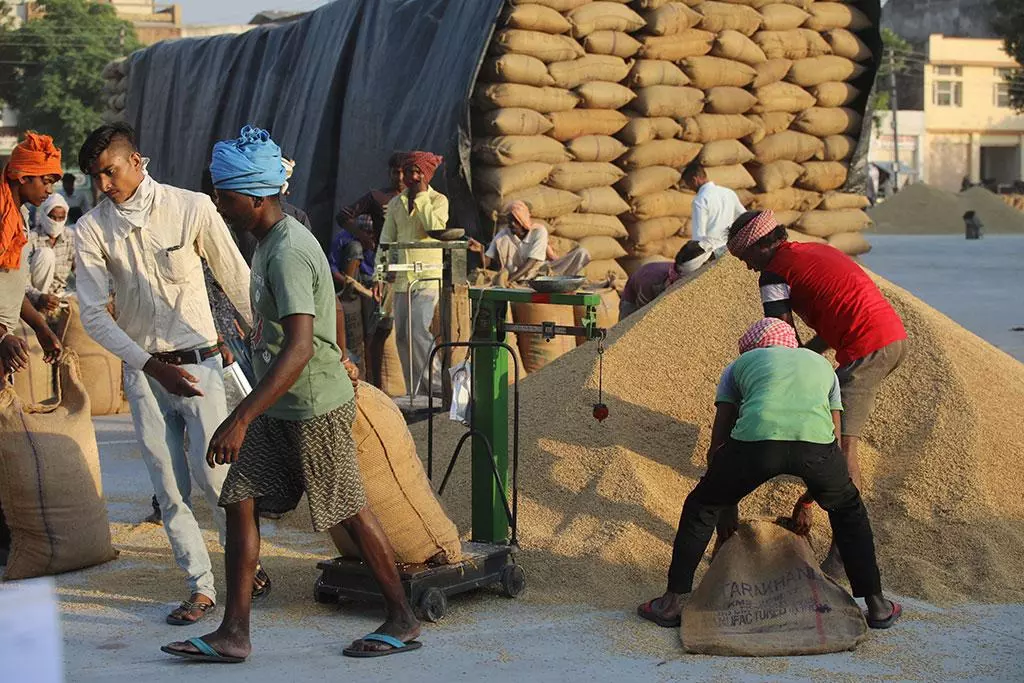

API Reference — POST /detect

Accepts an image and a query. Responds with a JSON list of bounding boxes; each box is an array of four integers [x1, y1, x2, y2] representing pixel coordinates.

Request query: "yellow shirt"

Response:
[[376, 187, 448, 292]]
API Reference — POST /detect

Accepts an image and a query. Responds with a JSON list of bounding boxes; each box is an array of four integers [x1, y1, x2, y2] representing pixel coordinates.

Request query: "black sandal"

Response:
[[252, 564, 272, 602], [166, 599, 215, 625]]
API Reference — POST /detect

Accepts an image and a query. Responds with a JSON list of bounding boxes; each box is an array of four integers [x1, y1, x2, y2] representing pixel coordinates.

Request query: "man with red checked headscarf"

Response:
[[375, 151, 448, 397], [0, 132, 64, 377], [638, 318, 901, 632]]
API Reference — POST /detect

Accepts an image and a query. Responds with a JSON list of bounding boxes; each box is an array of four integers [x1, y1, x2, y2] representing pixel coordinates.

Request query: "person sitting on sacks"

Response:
[[619, 240, 714, 319], [0, 132, 64, 378], [637, 318, 902, 631], [726, 209, 908, 579], [162, 127, 420, 664], [26, 192, 75, 316], [468, 200, 591, 285], [682, 161, 746, 257]]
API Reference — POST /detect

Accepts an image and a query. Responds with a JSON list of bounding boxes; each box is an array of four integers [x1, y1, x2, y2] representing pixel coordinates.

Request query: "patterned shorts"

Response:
[[218, 399, 366, 531]]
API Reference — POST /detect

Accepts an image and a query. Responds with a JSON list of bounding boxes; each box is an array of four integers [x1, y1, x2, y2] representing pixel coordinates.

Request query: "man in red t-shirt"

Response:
[[727, 209, 908, 574]]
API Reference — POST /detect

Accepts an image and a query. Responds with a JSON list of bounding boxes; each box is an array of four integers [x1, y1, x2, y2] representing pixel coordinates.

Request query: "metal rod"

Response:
[[889, 48, 901, 193]]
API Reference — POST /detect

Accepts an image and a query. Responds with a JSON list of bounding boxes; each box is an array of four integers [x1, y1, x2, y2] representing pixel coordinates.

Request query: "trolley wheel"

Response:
[[499, 563, 526, 598], [418, 587, 448, 623], [313, 575, 334, 604]]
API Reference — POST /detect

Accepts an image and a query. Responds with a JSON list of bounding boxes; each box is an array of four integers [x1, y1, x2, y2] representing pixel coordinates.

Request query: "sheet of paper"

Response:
[[0, 578, 64, 683]]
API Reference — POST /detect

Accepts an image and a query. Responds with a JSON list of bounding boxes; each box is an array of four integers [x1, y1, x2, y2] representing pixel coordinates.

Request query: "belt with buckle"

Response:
[[151, 345, 220, 366]]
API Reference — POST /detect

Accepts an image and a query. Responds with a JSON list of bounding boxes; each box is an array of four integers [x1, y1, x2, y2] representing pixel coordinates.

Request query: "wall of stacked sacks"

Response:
[[100, 56, 130, 124], [471, 0, 876, 282]]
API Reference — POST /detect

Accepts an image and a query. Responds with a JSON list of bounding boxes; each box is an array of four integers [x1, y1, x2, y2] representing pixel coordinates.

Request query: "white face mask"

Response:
[[40, 214, 67, 238]]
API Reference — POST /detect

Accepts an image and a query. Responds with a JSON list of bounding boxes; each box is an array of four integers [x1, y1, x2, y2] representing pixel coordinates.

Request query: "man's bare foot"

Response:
[[166, 593, 215, 625], [163, 627, 252, 660], [637, 591, 686, 627], [345, 611, 422, 654]]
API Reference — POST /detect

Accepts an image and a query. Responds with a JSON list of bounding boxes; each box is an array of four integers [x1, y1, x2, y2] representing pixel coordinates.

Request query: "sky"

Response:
[[174, 0, 332, 25]]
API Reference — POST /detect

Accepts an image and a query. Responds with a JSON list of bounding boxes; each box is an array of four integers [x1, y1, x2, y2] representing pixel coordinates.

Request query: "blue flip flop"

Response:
[[342, 633, 423, 658], [160, 636, 246, 663]]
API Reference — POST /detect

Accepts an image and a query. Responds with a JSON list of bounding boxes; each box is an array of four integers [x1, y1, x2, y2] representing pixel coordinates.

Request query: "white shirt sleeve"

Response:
[[195, 197, 252, 327], [522, 227, 548, 262], [691, 197, 709, 242]]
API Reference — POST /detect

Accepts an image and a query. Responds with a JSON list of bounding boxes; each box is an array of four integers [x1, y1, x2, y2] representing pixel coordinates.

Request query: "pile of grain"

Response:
[[100, 57, 129, 123], [960, 187, 1024, 233], [413, 256, 1024, 607], [870, 183, 1024, 234]]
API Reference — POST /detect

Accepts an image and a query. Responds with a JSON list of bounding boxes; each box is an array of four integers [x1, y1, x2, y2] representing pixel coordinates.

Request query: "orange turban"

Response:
[[0, 133, 62, 270]]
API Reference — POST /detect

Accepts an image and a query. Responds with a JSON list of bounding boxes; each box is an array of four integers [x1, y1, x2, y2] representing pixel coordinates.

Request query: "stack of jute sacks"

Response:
[[101, 57, 130, 124], [470, 0, 878, 273]]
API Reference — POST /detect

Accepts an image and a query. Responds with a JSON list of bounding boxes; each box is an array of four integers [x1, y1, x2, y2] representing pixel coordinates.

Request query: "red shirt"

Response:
[[759, 242, 907, 366], [623, 262, 673, 307]]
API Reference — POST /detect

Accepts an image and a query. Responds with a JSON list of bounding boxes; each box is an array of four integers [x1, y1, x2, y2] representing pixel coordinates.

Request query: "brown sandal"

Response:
[[166, 599, 215, 625]]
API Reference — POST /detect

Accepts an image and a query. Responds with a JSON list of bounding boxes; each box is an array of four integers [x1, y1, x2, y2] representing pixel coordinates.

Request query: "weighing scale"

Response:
[[314, 285, 607, 622]]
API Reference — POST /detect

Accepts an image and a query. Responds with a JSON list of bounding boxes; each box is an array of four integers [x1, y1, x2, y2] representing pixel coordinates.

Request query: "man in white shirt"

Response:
[[75, 123, 264, 626], [683, 162, 746, 256]]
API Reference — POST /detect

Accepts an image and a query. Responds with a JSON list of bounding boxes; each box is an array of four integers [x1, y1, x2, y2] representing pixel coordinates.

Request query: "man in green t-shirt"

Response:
[[162, 127, 420, 664], [638, 318, 900, 631]]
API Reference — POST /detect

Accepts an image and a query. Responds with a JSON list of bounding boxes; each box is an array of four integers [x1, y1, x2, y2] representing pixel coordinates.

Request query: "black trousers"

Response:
[[667, 438, 883, 598]]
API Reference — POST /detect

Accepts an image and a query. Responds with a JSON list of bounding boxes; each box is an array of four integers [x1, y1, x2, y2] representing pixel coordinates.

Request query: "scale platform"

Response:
[[314, 541, 525, 622]]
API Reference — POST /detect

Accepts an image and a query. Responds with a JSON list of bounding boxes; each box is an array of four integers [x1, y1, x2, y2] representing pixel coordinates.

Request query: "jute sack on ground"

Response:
[[796, 161, 848, 192], [710, 29, 768, 66], [811, 82, 861, 107], [744, 112, 796, 144], [819, 134, 856, 161], [547, 161, 626, 192], [616, 117, 682, 145], [548, 109, 629, 140], [483, 54, 556, 87], [631, 189, 695, 220], [474, 162, 554, 196], [697, 1, 763, 36], [379, 330, 407, 397], [493, 29, 585, 63], [474, 83, 579, 113], [502, 2, 573, 34], [704, 86, 758, 114], [626, 216, 684, 245], [0, 352, 117, 580], [681, 520, 868, 656], [552, 213, 628, 239], [752, 29, 832, 61], [820, 191, 869, 210], [567, 2, 646, 37], [749, 159, 805, 192], [512, 301, 577, 374], [642, 3, 704, 35], [680, 114, 759, 143], [700, 139, 755, 166], [11, 319, 53, 405], [583, 258, 628, 288], [632, 85, 704, 118], [474, 136, 570, 166], [749, 187, 823, 212], [804, 2, 872, 31], [334, 382, 462, 565], [547, 54, 632, 89], [828, 230, 872, 256], [786, 227, 826, 243], [704, 164, 756, 190], [627, 59, 691, 88], [60, 298, 126, 417], [619, 139, 702, 169], [793, 107, 862, 137], [751, 82, 816, 113], [583, 30, 643, 58], [566, 135, 628, 162], [751, 130, 825, 163], [572, 287, 620, 346], [617, 165, 682, 198], [638, 30, 714, 61], [759, 4, 809, 30], [479, 185, 583, 218], [476, 107, 554, 136], [824, 29, 871, 62], [575, 81, 637, 109], [577, 185, 631, 214], [682, 56, 757, 88], [752, 58, 793, 88], [795, 208, 870, 237], [787, 56, 866, 88], [578, 235, 628, 260]]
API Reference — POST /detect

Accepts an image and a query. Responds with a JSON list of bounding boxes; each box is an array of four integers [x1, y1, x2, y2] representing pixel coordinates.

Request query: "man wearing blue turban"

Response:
[[162, 127, 421, 663]]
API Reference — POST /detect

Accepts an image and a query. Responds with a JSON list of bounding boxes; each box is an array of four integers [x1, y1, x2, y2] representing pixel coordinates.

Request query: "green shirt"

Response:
[[250, 216, 353, 421], [715, 347, 842, 444]]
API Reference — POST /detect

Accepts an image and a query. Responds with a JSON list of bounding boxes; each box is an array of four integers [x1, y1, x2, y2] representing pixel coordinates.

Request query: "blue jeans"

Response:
[[123, 356, 229, 602]]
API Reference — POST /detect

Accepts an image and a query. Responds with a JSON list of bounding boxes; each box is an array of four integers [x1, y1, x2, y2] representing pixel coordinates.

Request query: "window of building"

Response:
[[995, 68, 1015, 108], [934, 65, 962, 77], [933, 80, 962, 107]]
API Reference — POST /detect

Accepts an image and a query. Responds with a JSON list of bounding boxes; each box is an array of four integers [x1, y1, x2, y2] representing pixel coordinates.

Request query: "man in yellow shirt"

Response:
[[376, 151, 447, 396]]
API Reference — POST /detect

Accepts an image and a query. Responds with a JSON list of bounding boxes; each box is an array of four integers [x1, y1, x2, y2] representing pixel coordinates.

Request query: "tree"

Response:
[[869, 28, 914, 134], [0, 0, 141, 160], [992, 0, 1024, 112]]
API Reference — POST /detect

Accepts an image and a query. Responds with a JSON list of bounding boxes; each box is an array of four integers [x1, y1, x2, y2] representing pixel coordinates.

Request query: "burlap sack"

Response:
[[547, 54, 631, 89], [750, 187, 823, 212], [793, 107, 862, 137], [631, 189, 696, 220], [824, 29, 872, 62], [547, 161, 626, 192], [475, 162, 554, 197], [697, 1, 763, 36], [796, 208, 870, 237], [379, 330, 407, 397], [710, 29, 768, 65], [828, 231, 872, 256], [493, 29, 585, 63], [573, 287, 620, 346], [480, 185, 583, 219], [0, 353, 117, 580], [474, 135, 570, 166], [482, 54, 556, 87], [753, 29, 832, 60], [680, 114, 759, 143], [811, 82, 861, 108], [751, 131, 825, 164], [548, 109, 629, 140], [752, 58, 793, 88], [583, 30, 643, 58], [509, 0, 590, 11], [583, 258, 629, 287], [786, 227, 827, 243], [787, 56, 867, 88], [578, 235, 628, 260], [512, 301, 576, 374], [577, 185, 632, 214], [751, 82, 816, 113], [618, 254, 669, 276], [548, 234, 579, 259], [819, 191, 870, 211], [682, 56, 757, 88], [476, 107, 554, 136], [662, 234, 688, 258], [626, 216, 684, 245], [627, 59, 691, 88], [334, 382, 462, 564], [804, 3, 872, 31], [619, 139, 702, 169], [566, 135, 628, 163], [567, 2, 646, 38], [575, 81, 637, 109], [474, 83, 579, 113], [704, 86, 757, 114], [744, 112, 796, 144], [759, 4, 809, 30], [700, 139, 755, 166], [749, 159, 805, 192], [819, 134, 856, 161], [502, 2, 573, 34], [633, 0, 680, 8], [552, 213, 628, 239], [642, 3, 703, 35], [10, 319, 53, 405], [681, 520, 868, 656], [59, 298, 126, 417], [704, 164, 756, 190], [797, 161, 849, 192], [632, 85, 704, 118], [638, 30, 714, 61], [616, 117, 682, 145], [617, 165, 682, 198]]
